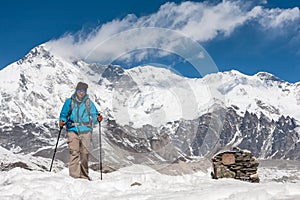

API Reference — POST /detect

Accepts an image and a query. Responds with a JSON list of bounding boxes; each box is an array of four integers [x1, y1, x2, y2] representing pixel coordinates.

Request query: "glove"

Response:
[[97, 114, 103, 122], [59, 120, 65, 128]]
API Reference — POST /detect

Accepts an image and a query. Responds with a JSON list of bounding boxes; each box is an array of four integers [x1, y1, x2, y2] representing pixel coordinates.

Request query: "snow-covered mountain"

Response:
[[1, 45, 300, 127], [0, 45, 299, 169]]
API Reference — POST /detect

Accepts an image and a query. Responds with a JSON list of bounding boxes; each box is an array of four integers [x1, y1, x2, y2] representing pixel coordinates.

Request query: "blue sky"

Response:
[[1, 0, 300, 82]]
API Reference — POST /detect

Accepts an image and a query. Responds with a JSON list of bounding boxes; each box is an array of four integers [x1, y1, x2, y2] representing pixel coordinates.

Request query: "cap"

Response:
[[76, 82, 88, 91]]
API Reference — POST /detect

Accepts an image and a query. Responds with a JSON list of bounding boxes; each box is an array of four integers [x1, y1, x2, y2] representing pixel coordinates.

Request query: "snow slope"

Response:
[[1, 144, 299, 200], [116, 66, 300, 128], [0, 163, 299, 200]]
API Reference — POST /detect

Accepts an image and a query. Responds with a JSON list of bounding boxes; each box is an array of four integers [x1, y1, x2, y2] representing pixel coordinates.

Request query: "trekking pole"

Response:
[[49, 126, 63, 172], [98, 113, 103, 180]]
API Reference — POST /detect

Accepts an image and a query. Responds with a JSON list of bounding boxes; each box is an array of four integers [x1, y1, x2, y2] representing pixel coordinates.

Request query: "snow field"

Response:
[[0, 164, 299, 200]]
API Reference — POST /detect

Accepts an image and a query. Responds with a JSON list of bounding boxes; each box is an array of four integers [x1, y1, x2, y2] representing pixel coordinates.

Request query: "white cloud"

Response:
[[45, 1, 300, 64], [258, 7, 300, 28]]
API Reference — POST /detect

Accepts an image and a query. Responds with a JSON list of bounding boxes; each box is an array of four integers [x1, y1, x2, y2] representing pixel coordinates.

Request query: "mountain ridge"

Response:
[[0, 45, 299, 168]]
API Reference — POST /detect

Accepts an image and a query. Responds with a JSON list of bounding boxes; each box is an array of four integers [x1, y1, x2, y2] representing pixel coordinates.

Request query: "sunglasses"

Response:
[[76, 90, 86, 93]]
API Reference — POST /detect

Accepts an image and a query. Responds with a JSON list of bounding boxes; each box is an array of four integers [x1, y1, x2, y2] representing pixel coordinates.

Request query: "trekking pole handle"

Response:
[[97, 112, 103, 123]]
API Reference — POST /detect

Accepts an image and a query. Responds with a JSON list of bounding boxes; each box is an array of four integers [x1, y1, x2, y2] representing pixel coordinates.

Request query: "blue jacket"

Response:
[[59, 94, 99, 133]]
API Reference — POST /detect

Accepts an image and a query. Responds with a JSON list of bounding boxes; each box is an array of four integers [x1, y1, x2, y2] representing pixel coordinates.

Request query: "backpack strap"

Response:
[[67, 98, 75, 120], [85, 98, 91, 117], [85, 98, 92, 125]]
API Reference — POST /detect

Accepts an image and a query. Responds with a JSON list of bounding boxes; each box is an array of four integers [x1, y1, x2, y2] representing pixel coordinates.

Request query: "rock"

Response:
[[131, 182, 142, 186], [0, 161, 32, 171], [211, 147, 260, 183]]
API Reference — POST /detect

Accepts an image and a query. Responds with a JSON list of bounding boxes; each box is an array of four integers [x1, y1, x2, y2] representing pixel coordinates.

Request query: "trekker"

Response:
[[59, 82, 103, 180]]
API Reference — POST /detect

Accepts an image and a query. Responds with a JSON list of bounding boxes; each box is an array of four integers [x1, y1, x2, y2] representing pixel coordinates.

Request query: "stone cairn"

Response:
[[211, 147, 260, 183]]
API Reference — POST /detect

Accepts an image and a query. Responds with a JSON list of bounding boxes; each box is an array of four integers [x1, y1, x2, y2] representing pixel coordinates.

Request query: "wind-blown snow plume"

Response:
[[45, 1, 300, 65]]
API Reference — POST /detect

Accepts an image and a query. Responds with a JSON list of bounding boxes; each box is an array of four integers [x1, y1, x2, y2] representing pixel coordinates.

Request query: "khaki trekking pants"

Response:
[[67, 131, 92, 180]]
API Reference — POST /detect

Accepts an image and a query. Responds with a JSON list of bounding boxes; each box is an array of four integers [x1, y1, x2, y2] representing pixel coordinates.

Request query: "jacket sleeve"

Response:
[[59, 98, 71, 122], [89, 100, 99, 124]]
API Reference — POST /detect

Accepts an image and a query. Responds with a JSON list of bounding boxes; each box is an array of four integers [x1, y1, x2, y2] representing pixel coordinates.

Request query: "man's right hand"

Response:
[[59, 120, 65, 128]]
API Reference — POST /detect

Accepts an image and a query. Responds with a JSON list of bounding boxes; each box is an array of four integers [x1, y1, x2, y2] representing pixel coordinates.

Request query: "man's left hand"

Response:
[[97, 114, 103, 122]]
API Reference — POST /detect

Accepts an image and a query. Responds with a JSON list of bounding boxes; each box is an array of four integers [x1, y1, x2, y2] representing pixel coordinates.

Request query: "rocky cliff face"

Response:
[[102, 105, 300, 166]]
